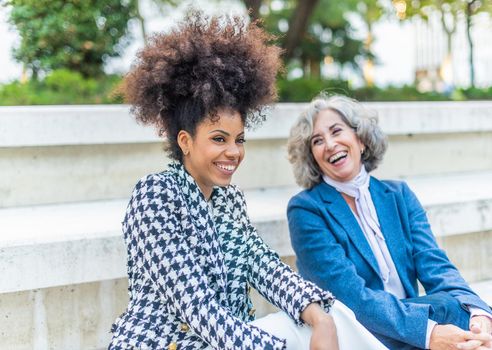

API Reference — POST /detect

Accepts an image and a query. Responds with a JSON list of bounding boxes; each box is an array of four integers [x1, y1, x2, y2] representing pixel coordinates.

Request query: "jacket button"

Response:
[[168, 342, 177, 350], [248, 308, 256, 316], [180, 323, 190, 332]]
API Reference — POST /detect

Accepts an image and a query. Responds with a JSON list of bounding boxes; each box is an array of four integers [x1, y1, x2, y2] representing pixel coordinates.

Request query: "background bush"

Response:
[[0, 69, 123, 105], [1, 74, 491, 106]]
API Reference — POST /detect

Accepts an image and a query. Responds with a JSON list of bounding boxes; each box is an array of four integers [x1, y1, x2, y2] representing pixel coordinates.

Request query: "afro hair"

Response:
[[124, 11, 283, 160]]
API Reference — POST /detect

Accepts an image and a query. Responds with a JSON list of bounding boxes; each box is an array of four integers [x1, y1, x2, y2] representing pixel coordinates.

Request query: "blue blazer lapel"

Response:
[[369, 178, 414, 296], [317, 183, 381, 278]]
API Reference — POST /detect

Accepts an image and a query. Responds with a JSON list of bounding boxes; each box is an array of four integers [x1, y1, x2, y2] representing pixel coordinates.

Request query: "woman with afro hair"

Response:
[[109, 12, 387, 350]]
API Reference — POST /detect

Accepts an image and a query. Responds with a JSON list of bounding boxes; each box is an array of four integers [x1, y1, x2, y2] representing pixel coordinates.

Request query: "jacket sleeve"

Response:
[[233, 187, 334, 325], [125, 175, 287, 350], [401, 182, 491, 313], [287, 191, 430, 349]]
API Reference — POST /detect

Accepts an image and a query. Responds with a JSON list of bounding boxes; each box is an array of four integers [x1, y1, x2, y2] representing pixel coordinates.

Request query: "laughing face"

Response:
[[310, 108, 364, 182], [178, 108, 245, 199]]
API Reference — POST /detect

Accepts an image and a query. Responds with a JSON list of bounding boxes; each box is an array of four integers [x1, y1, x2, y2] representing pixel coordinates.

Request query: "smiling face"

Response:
[[178, 108, 245, 199], [310, 108, 364, 183]]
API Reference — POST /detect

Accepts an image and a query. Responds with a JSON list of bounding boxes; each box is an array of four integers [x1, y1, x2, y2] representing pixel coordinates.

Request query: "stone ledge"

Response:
[[1, 101, 492, 147], [470, 280, 492, 306], [1, 171, 492, 293]]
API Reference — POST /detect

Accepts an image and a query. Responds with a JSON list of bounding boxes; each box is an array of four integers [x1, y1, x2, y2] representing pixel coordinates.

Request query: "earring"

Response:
[[361, 148, 365, 155], [183, 150, 189, 156]]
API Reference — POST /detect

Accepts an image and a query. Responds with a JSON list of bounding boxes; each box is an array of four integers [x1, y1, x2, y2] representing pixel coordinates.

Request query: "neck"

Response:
[[181, 159, 213, 200]]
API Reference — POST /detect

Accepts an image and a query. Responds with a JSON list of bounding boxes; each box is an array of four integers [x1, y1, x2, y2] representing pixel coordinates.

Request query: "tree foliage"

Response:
[[250, 0, 372, 79], [5, 0, 137, 78]]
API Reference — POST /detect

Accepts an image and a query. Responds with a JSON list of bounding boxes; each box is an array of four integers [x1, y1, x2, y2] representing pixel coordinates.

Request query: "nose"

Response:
[[325, 137, 336, 151], [225, 143, 241, 158]]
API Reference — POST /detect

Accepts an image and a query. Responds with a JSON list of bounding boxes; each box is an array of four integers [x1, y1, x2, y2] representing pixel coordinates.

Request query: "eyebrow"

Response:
[[328, 122, 343, 130], [208, 129, 245, 137]]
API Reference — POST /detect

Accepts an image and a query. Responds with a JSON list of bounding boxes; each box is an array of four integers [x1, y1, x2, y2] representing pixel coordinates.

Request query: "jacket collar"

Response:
[[315, 178, 411, 294]]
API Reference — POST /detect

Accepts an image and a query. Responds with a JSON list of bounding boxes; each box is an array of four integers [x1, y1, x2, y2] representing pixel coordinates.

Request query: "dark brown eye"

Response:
[[212, 136, 225, 143]]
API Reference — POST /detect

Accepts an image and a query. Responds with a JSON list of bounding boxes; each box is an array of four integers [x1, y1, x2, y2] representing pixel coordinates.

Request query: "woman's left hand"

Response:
[[301, 303, 339, 350], [310, 314, 339, 350]]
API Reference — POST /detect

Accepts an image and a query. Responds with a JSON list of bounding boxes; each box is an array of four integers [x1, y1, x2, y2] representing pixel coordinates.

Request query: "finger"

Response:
[[464, 330, 492, 342], [458, 340, 483, 350], [471, 323, 483, 333]]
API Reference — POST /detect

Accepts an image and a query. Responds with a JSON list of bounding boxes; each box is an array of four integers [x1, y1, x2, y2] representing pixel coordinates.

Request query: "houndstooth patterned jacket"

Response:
[[109, 162, 334, 350]]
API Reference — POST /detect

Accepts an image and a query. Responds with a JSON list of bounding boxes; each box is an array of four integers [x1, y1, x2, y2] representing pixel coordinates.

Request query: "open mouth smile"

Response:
[[329, 151, 348, 164], [214, 162, 237, 174]]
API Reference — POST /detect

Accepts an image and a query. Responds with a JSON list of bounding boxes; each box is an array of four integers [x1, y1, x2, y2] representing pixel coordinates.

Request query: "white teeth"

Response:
[[216, 163, 235, 172], [329, 151, 347, 163]]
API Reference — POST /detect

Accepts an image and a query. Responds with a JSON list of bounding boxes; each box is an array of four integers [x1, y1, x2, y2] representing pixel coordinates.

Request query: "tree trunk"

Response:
[[465, 1, 476, 87], [242, 0, 262, 22], [136, 0, 148, 44], [283, 0, 320, 60], [310, 59, 320, 78]]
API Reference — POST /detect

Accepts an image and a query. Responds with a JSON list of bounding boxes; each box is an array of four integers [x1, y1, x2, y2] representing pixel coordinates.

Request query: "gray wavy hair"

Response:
[[287, 94, 388, 189]]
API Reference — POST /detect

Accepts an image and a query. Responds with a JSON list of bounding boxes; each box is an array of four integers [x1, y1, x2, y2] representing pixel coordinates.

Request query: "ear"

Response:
[[177, 130, 192, 156]]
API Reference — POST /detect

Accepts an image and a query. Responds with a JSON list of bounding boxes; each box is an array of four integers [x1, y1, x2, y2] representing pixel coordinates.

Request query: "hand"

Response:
[[430, 324, 492, 350], [460, 316, 492, 350], [301, 303, 339, 350], [310, 315, 339, 350]]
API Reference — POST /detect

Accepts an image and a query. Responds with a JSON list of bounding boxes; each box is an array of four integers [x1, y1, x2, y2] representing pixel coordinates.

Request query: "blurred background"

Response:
[[1, 0, 491, 105]]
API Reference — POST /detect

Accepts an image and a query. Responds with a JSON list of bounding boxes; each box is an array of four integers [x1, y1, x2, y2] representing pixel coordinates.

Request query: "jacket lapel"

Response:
[[168, 162, 228, 299], [369, 178, 413, 295], [317, 183, 381, 277]]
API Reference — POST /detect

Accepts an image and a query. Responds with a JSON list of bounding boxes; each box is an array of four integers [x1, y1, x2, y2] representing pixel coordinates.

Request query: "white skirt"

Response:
[[249, 301, 388, 350]]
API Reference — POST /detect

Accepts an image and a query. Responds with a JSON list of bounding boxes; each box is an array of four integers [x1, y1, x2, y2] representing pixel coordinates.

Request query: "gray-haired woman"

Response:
[[286, 94, 492, 350]]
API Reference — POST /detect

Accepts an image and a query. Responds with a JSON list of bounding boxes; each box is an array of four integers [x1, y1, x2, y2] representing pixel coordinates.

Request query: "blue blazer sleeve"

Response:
[[399, 181, 490, 311]]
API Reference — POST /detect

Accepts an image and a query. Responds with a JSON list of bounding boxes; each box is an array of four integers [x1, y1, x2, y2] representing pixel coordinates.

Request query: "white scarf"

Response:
[[322, 167, 391, 283]]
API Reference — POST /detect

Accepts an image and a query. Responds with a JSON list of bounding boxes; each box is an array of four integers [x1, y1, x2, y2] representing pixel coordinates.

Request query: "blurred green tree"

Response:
[[241, 0, 388, 84], [400, 0, 492, 87], [5, 0, 137, 79], [251, 0, 365, 79]]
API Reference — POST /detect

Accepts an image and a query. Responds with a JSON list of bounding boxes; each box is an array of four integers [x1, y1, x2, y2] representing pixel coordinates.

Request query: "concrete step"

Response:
[[2, 171, 492, 349], [471, 280, 492, 307], [2, 102, 492, 207], [1, 170, 492, 294]]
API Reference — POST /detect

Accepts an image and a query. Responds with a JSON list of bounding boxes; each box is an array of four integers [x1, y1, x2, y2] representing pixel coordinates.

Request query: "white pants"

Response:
[[249, 301, 388, 350]]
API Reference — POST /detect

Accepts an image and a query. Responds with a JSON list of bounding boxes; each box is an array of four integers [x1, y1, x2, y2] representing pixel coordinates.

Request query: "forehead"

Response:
[[313, 108, 347, 131], [198, 109, 244, 132]]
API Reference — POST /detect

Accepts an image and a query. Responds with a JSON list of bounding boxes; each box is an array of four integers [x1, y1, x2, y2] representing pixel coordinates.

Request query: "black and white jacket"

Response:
[[109, 162, 334, 350]]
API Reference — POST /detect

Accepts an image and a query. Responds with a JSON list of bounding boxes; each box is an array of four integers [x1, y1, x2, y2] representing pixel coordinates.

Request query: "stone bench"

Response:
[[1, 170, 492, 294], [2, 102, 492, 207]]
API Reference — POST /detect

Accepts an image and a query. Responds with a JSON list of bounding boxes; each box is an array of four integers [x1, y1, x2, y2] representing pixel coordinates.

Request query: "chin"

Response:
[[214, 177, 233, 187]]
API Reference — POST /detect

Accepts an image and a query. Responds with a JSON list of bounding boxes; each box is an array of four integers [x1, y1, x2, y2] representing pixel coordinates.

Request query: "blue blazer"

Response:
[[287, 177, 491, 349]]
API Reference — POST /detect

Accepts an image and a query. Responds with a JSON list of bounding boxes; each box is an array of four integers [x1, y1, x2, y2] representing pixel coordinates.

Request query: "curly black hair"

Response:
[[124, 12, 282, 160]]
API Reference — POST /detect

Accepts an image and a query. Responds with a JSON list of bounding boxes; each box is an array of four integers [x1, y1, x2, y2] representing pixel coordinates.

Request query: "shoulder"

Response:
[[372, 177, 412, 195], [126, 171, 183, 215], [287, 184, 324, 213], [132, 171, 178, 196], [371, 177, 421, 208]]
